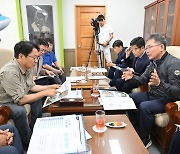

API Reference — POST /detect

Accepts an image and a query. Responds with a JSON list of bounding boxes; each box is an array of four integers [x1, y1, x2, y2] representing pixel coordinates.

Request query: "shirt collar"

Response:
[[139, 51, 146, 59], [14, 58, 31, 75], [155, 51, 168, 66]]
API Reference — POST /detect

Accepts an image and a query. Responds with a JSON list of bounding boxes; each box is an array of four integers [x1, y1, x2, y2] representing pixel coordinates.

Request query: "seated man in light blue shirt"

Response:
[[42, 38, 66, 84]]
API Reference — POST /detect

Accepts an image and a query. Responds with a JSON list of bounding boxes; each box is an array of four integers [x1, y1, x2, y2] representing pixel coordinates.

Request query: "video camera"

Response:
[[91, 18, 99, 31]]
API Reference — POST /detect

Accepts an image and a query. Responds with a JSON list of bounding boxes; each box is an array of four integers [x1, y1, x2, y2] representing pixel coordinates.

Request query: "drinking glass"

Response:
[[81, 64, 87, 83], [91, 80, 99, 97], [95, 110, 105, 130]]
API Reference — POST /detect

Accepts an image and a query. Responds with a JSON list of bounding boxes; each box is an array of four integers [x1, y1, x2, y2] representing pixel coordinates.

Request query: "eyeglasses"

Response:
[[39, 49, 46, 52], [145, 44, 161, 51], [27, 55, 40, 61]]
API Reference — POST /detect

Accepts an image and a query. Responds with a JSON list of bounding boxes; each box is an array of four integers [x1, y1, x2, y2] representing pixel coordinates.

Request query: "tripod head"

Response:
[[91, 18, 100, 36]]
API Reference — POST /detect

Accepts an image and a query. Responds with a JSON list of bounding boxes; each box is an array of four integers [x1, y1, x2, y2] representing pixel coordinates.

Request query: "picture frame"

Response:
[[15, 0, 64, 66], [26, 5, 54, 44]]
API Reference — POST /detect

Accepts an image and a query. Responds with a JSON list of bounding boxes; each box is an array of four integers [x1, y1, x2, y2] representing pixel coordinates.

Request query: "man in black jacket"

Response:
[[122, 34, 180, 148]]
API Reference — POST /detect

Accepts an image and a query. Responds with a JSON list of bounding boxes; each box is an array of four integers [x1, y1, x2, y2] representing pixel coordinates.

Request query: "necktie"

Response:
[[135, 57, 139, 70]]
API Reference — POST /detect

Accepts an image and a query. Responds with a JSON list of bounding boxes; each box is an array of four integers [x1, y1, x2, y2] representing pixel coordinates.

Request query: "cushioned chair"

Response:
[[0, 48, 31, 125], [0, 48, 14, 68], [150, 46, 180, 154]]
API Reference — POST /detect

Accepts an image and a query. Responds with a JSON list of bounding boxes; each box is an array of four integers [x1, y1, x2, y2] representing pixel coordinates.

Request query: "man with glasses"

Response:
[[32, 38, 55, 85], [0, 41, 60, 150], [115, 37, 150, 93], [122, 34, 180, 148]]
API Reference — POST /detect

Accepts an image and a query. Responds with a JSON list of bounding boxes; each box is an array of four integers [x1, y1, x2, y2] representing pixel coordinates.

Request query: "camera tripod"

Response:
[[87, 30, 103, 68]]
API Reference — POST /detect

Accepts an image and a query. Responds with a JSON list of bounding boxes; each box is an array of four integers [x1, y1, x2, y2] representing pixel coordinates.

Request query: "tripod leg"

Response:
[[86, 36, 95, 67], [97, 44, 102, 68]]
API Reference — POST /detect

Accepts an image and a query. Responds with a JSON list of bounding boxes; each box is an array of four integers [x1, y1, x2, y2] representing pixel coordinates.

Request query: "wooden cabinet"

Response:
[[143, 0, 180, 46]]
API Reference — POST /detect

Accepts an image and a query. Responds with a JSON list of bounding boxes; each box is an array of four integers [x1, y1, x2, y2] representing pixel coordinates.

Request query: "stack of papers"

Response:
[[99, 90, 136, 110], [88, 68, 107, 73], [70, 67, 82, 71], [27, 115, 87, 154], [88, 75, 108, 80], [66, 76, 85, 83], [64, 89, 83, 99]]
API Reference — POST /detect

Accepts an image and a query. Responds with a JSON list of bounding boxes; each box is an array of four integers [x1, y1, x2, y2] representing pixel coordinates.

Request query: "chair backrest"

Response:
[[0, 48, 14, 68], [166, 46, 180, 59]]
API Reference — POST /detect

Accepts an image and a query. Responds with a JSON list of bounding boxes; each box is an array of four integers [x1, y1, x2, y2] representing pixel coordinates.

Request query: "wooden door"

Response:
[[75, 6, 105, 67]]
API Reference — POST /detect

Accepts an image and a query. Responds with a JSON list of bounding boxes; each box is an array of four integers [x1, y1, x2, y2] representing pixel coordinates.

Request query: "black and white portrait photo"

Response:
[[26, 5, 54, 43]]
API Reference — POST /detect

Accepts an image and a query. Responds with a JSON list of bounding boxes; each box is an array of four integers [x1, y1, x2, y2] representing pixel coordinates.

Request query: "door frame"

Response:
[[75, 5, 106, 66]]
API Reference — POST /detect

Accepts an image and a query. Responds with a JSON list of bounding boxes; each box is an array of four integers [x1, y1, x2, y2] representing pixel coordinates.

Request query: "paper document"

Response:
[[88, 75, 108, 80], [43, 81, 71, 108], [27, 115, 87, 154], [70, 67, 82, 71], [99, 90, 136, 110], [85, 130, 92, 140], [175, 124, 180, 128], [89, 68, 107, 73], [35, 75, 54, 81], [58, 81, 71, 93], [63, 89, 83, 99], [66, 76, 85, 83]]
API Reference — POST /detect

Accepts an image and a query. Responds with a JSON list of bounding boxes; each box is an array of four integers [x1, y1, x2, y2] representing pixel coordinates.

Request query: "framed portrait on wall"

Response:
[[17, 0, 64, 65], [26, 5, 54, 43]]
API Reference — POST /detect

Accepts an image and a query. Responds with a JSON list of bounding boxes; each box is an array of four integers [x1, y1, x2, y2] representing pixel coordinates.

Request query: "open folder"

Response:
[[27, 114, 87, 154]]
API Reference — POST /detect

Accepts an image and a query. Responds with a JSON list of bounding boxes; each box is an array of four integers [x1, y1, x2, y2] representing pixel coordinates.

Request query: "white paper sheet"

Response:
[[88, 68, 107, 73], [27, 115, 86, 154], [88, 76, 108, 80], [43, 81, 71, 108], [70, 67, 82, 71], [85, 130, 92, 140], [64, 90, 83, 99], [99, 90, 136, 110], [66, 76, 85, 82]]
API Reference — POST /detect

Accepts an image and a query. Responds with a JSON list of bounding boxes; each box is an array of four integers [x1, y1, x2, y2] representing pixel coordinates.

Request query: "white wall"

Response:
[[0, 0, 154, 51], [62, 0, 154, 48], [0, 0, 19, 50]]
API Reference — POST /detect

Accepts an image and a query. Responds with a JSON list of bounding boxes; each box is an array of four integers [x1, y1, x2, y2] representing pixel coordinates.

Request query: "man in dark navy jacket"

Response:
[[107, 40, 132, 86], [115, 37, 150, 93]]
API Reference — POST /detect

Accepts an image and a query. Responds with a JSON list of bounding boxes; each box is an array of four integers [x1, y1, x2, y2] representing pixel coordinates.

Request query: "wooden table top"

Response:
[[70, 70, 110, 89], [45, 90, 125, 116], [84, 114, 148, 154]]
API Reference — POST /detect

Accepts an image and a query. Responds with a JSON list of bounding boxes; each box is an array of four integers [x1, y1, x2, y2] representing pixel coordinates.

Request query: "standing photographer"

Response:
[[96, 14, 113, 63]]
